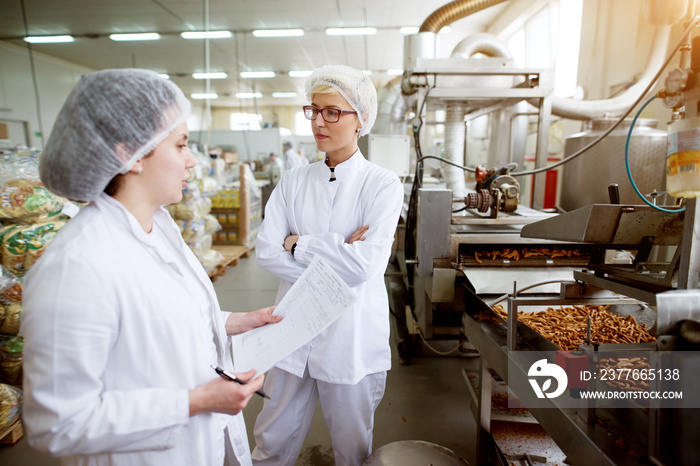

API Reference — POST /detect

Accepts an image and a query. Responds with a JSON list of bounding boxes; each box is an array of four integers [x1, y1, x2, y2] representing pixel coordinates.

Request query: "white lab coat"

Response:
[[256, 150, 404, 384], [21, 193, 251, 466]]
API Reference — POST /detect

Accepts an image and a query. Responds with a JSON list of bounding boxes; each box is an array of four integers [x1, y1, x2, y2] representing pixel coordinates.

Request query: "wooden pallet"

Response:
[[0, 420, 23, 446], [208, 245, 252, 281]]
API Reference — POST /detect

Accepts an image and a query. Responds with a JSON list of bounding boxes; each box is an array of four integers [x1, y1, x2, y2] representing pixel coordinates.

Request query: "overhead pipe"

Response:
[[444, 102, 470, 199], [545, 25, 672, 120], [419, 0, 511, 33], [418, 0, 512, 195], [450, 32, 514, 60], [447, 33, 530, 168]]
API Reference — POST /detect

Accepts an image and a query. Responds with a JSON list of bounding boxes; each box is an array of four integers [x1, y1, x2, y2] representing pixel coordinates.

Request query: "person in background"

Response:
[[268, 152, 285, 173], [21, 68, 280, 466], [282, 141, 302, 171], [297, 148, 309, 166], [253, 65, 404, 465]]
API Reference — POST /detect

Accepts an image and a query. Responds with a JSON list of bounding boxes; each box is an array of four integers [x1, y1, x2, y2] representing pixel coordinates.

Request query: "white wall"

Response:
[[0, 40, 94, 149]]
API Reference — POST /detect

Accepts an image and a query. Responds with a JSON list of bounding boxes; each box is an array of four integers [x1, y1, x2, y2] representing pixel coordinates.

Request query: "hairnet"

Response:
[[40, 68, 191, 203], [305, 65, 377, 137]]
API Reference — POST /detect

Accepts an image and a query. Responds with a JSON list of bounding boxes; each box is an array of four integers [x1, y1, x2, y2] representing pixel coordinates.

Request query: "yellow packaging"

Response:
[[667, 117, 700, 198]]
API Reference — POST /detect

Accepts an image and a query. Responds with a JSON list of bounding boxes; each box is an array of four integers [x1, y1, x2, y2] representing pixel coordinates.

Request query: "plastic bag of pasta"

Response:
[[175, 219, 206, 244], [0, 336, 22, 385], [0, 219, 66, 277], [0, 179, 66, 224], [0, 383, 22, 431], [196, 247, 224, 273], [0, 265, 21, 306], [203, 213, 221, 235], [0, 304, 21, 335]]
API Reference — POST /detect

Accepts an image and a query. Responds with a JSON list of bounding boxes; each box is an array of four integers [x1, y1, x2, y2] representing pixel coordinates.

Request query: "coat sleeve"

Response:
[[293, 174, 404, 287], [256, 173, 308, 283], [21, 250, 189, 457]]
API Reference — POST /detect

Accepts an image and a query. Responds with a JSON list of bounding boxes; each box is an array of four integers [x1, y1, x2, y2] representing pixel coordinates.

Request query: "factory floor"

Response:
[[0, 251, 478, 465]]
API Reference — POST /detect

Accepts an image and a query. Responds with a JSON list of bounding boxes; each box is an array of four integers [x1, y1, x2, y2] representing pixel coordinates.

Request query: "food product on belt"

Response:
[[597, 357, 651, 392], [492, 304, 656, 350], [464, 246, 586, 265]]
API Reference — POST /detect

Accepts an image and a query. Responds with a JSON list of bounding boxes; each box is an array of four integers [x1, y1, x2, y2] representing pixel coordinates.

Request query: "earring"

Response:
[[136, 166, 143, 175]]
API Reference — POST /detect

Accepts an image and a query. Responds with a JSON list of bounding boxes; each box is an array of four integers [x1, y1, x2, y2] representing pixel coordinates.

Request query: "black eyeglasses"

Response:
[[303, 106, 357, 123]]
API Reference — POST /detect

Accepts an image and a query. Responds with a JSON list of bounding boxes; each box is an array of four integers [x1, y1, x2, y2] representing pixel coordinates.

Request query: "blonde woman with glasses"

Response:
[[253, 65, 404, 466]]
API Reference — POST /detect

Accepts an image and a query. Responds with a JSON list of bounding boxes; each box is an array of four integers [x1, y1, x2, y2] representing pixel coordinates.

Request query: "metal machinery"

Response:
[[381, 0, 700, 465]]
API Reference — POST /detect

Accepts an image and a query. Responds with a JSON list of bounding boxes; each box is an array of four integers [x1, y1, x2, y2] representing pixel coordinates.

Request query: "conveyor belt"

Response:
[[461, 285, 650, 466]]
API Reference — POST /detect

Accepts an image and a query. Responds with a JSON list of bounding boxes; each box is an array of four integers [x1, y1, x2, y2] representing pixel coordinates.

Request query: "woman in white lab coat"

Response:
[[21, 69, 280, 466], [252, 65, 404, 465]]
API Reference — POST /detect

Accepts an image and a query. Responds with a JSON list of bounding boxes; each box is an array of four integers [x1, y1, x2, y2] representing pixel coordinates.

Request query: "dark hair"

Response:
[[104, 174, 124, 196]]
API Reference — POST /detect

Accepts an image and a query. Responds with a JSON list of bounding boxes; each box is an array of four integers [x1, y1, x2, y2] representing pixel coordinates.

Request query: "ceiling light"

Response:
[[387, 69, 403, 76], [289, 70, 312, 77], [24, 35, 74, 43], [191, 93, 218, 99], [240, 71, 275, 78], [325, 27, 377, 36], [109, 33, 160, 41], [236, 92, 262, 99], [253, 29, 304, 38], [158, 74, 170, 79], [272, 92, 298, 98], [400, 27, 419, 35], [192, 72, 228, 79], [181, 30, 232, 39]]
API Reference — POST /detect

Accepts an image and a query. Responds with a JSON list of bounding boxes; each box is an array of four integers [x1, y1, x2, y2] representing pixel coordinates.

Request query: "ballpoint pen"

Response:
[[211, 365, 270, 399]]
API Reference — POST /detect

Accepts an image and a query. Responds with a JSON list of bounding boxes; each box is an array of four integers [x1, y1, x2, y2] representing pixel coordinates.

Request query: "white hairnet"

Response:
[[305, 65, 377, 137], [40, 68, 191, 203]]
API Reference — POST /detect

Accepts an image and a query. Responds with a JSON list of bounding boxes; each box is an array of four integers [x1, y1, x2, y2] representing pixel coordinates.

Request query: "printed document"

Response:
[[231, 256, 357, 375]]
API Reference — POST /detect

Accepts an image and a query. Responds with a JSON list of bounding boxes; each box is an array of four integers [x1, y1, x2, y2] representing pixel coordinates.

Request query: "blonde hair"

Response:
[[311, 84, 339, 95]]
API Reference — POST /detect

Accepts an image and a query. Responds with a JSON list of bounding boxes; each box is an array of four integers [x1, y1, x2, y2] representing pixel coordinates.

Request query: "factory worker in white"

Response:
[[252, 65, 404, 466], [21, 69, 280, 466], [282, 141, 302, 171]]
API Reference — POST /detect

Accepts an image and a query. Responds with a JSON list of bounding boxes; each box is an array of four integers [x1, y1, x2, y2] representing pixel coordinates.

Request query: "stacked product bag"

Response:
[[0, 149, 73, 431], [0, 383, 21, 432], [166, 148, 224, 273], [0, 151, 72, 278]]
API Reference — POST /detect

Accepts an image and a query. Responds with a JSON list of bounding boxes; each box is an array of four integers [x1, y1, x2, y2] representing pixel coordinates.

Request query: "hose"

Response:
[[625, 96, 685, 212], [510, 15, 700, 177]]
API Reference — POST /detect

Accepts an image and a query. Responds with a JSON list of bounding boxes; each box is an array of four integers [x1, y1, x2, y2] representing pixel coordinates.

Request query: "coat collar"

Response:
[[94, 193, 179, 261], [316, 149, 365, 183]]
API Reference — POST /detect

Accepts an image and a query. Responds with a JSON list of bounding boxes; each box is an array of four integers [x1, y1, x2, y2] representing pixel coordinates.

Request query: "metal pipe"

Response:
[[450, 32, 513, 60], [545, 25, 672, 120], [444, 101, 469, 197], [419, 0, 510, 33]]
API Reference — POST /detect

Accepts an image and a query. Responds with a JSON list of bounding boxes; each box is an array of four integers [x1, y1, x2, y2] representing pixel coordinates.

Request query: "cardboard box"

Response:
[[0, 123, 8, 140], [223, 152, 238, 164]]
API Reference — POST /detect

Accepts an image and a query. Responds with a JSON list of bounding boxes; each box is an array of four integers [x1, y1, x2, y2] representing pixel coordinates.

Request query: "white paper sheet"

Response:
[[231, 256, 357, 376]]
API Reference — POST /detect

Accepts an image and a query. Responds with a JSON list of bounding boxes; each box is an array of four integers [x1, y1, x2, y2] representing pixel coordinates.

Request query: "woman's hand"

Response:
[[188, 370, 264, 416], [225, 306, 281, 335], [348, 225, 369, 244], [284, 235, 299, 252]]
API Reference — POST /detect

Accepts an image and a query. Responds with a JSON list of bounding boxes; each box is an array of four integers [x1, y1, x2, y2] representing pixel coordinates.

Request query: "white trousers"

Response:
[[251, 367, 387, 466]]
